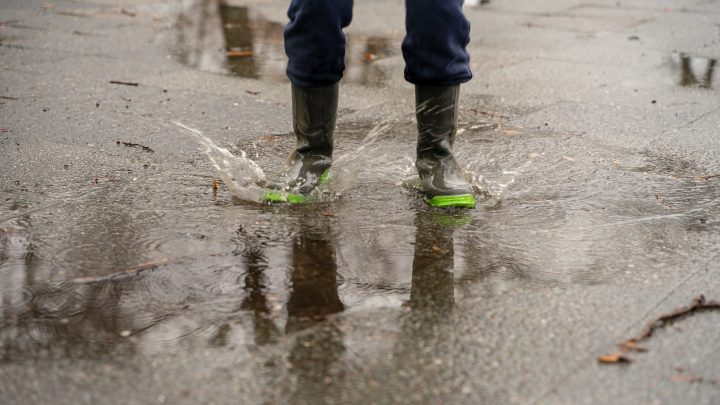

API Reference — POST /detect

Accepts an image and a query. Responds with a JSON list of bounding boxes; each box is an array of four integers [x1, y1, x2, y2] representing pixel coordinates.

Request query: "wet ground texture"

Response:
[[1, 0, 720, 404]]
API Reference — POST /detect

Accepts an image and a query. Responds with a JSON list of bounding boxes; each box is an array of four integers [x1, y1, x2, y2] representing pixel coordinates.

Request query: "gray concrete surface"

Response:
[[1, 0, 719, 404]]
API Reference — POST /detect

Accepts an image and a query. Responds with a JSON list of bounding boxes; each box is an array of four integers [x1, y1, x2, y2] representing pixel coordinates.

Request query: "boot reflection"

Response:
[[285, 212, 345, 402], [409, 210, 462, 311], [285, 215, 344, 332]]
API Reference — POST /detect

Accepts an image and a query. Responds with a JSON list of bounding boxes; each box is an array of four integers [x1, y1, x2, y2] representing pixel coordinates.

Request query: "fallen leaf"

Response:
[[597, 353, 631, 364], [212, 178, 218, 191], [227, 50, 253, 57], [362, 52, 377, 62]]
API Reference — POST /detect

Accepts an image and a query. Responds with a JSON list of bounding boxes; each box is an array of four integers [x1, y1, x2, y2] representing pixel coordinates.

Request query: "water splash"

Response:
[[330, 122, 393, 195], [173, 121, 267, 203], [174, 121, 396, 204]]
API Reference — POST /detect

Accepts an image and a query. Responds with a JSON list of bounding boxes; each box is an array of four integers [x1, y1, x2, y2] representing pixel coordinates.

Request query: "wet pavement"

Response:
[[2, 0, 720, 404]]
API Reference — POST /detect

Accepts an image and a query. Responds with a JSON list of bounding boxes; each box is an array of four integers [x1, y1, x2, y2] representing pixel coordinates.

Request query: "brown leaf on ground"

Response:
[[597, 353, 631, 364], [212, 178, 218, 191]]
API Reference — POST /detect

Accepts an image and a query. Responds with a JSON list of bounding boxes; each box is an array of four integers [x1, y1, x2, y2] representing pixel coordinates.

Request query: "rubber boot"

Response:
[[264, 83, 338, 203], [415, 85, 476, 208]]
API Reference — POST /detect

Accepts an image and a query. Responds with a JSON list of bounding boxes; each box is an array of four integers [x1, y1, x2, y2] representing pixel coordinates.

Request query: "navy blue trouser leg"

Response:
[[284, 0, 353, 88], [284, 0, 471, 87], [402, 0, 472, 86]]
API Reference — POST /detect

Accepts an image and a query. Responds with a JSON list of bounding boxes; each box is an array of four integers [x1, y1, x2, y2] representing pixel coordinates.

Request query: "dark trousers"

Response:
[[284, 0, 472, 88]]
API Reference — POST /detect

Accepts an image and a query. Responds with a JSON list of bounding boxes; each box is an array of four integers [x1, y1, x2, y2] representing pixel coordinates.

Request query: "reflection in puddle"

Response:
[[174, 1, 397, 86], [1, 118, 720, 401], [671, 52, 717, 89]]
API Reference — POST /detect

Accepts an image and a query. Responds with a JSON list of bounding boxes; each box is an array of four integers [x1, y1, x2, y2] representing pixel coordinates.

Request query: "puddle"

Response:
[[2, 114, 719, 361], [172, 0, 398, 86], [670, 52, 717, 89]]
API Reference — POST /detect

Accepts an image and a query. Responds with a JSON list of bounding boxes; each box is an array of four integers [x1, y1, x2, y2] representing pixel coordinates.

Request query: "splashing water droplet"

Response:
[[172, 121, 266, 202]]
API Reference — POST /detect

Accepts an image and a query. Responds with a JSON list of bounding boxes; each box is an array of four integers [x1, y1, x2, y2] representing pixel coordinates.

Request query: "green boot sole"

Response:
[[426, 194, 476, 209], [262, 170, 330, 204]]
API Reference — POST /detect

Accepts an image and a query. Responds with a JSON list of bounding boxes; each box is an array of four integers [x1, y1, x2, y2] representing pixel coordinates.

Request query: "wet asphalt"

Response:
[[1, 0, 720, 404]]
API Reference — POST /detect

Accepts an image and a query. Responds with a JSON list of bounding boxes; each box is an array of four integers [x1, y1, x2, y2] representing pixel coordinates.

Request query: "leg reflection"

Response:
[[286, 215, 344, 331], [409, 210, 459, 311], [285, 212, 345, 403]]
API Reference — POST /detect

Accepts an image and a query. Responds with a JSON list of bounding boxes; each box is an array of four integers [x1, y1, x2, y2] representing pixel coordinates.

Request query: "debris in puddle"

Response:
[[362, 52, 378, 62], [598, 295, 720, 364], [109, 80, 139, 86], [120, 8, 136, 17], [70, 258, 169, 284], [628, 35, 640, 41], [698, 173, 720, 181], [227, 50, 253, 57], [117, 141, 154, 153], [245, 90, 260, 95], [431, 245, 448, 254]]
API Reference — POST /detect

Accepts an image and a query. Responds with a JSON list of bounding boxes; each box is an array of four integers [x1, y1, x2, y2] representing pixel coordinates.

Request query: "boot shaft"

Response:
[[415, 84, 460, 159], [292, 83, 339, 157]]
